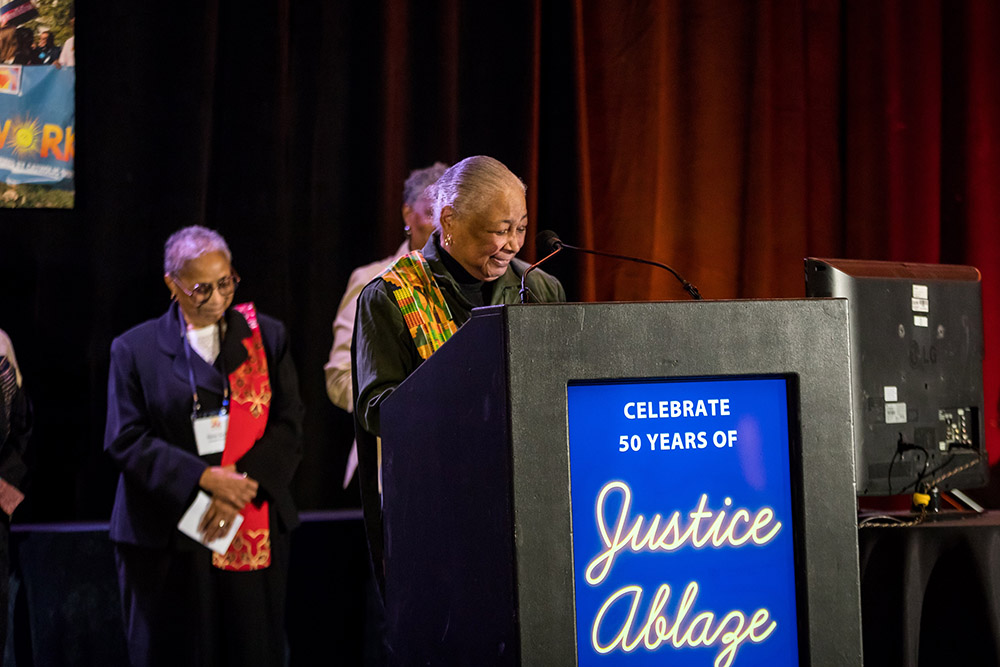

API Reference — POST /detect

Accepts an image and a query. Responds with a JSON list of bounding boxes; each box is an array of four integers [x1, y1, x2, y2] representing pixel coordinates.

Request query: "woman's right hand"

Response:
[[198, 466, 259, 509], [198, 495, 242, 542]]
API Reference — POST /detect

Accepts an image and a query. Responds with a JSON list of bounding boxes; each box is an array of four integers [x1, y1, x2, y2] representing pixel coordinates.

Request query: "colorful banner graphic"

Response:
[[567, 377, 800, 667], [0, 64, 74, 185], [0, 0, 38, 28]]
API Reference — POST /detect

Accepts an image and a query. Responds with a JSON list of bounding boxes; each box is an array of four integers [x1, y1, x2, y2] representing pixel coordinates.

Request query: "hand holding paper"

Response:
[[178, 491, 244, 554], [198, 495, 242, 542]]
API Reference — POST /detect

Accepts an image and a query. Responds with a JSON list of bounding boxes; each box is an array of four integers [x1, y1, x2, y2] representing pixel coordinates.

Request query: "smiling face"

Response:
[[440, 185, 527, 282], [164, 250, 235, 328]]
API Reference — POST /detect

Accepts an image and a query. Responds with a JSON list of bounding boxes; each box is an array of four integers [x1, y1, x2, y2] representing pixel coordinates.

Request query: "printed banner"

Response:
[[0, 64, 74, 185], [0, 0, 39, 28], [567, 376, 801, 667]]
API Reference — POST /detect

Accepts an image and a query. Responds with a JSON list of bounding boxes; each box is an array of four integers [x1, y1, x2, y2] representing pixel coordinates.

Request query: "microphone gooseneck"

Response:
[[538, 230, 702, 300], [519, 242, 564, 303]]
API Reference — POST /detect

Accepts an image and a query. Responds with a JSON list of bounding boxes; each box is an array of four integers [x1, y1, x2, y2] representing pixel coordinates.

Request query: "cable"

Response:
[[859, 503, 928, 529], [860, 456, 984, 529], [888, 433, 929, 496], [887, 448, 900, 496], [895, 455, 954, 495], [929, 456, 981, 488]]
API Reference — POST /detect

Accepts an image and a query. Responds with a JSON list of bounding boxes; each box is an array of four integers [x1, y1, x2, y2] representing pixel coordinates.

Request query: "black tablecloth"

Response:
[[859, 511, 1000, 666]]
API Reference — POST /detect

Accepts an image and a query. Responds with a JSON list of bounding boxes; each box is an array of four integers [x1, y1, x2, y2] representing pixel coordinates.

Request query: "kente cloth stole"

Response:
[[213, 302, 272, 571], [381, 251, 458, 360]]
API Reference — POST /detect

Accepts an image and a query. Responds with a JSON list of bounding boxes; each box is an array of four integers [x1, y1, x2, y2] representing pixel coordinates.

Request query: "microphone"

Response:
[[519, 233, 564, 303], [540, 230, 702, 300], [537, 229, 563, 252]]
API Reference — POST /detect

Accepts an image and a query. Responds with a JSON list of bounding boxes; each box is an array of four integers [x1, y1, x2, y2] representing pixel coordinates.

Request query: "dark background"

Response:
[[0, 0, 998, 521]]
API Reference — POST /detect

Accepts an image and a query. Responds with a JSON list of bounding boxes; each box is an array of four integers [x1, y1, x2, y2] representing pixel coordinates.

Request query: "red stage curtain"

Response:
[[6, 1, 997, 517], [563, 0, 1000, 460]]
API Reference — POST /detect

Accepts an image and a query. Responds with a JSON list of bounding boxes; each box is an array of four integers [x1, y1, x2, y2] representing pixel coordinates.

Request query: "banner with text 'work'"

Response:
[[0, 65, 74, 186]]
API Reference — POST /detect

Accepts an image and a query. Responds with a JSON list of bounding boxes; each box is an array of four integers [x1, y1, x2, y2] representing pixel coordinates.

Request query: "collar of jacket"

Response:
[[421, 231, 527, 308], [155, 301, 253, 395]]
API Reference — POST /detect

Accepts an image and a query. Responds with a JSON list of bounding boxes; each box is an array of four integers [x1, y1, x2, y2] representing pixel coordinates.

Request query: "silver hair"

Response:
[[432, 156, 526, 231], [403, 162, 449, 207], [163, 225, 232, 275]]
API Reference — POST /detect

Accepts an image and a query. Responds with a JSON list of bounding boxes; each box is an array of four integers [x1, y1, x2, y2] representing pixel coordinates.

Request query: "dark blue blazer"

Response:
[[104, 302, 304, 548]]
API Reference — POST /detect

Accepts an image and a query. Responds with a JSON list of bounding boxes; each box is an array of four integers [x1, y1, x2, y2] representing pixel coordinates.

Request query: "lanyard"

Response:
[[178, 308, 230, 418]]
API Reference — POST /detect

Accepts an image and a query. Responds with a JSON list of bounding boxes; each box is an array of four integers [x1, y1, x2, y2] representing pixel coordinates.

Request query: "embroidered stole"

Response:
[[213, 302, 272, 571], [381, 251, 458, 360]]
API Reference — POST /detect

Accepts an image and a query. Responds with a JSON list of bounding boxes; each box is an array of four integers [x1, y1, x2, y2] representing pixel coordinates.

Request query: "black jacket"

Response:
[[104, 302, 304, 548]]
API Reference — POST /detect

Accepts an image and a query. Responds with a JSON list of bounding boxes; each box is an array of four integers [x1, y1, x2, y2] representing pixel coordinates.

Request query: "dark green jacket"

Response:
[[352, 231, 565, 438], [350, 232, 564, 593]]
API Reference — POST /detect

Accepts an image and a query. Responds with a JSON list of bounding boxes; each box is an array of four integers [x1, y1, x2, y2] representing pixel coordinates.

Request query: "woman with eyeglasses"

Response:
[[104, 225, 304, 666]]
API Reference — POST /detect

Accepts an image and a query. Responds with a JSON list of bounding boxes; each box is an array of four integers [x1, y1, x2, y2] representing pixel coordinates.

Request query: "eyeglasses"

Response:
[[171, 272, 240, 306]]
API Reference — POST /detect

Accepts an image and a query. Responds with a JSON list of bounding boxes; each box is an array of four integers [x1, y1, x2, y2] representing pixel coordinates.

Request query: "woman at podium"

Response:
[[352, 155, 565, 588]]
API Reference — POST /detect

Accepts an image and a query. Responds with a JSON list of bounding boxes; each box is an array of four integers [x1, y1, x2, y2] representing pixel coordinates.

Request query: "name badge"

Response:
[[193, 411, 229, 456]]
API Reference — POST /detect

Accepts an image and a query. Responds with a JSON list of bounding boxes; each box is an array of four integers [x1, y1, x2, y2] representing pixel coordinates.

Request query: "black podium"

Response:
[[381, 300, 863, 666]]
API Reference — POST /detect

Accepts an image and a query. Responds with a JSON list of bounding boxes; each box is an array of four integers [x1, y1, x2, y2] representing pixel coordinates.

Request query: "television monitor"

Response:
[[805, 258, 988, 496]]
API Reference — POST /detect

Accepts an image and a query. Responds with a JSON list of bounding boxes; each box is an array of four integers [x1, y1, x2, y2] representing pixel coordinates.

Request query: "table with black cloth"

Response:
[[859, 510, 1000, 666], [8, 508, 1000, 665], [6, 511, 374, 666]]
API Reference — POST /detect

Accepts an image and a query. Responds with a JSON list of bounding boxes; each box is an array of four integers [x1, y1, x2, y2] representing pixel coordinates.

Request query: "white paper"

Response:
[[177, 491, 243, 554], [883, 386, 898, 402], [885, 402, 907, 424], [912, 284, 928, 299]]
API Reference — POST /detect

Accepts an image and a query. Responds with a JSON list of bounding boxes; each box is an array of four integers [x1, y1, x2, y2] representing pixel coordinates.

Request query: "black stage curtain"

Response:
[[0, 1, 574, 520], [1, 1, 997, 520]]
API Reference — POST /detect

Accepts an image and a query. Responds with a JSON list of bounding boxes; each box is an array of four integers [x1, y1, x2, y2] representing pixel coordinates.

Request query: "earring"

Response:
[[444, 233, 453, 247], [404, 225, 411, 237]]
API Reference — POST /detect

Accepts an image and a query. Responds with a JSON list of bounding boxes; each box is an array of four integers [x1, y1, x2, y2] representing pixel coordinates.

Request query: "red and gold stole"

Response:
[[213, 302, 272, 571], [381, 251, 458, 360]]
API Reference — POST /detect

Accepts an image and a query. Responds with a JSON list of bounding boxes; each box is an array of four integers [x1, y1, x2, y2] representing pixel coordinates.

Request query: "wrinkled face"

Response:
[[442, 185, 527, 282], [403, 190, 436, 251], [164, 250, 235, 328]]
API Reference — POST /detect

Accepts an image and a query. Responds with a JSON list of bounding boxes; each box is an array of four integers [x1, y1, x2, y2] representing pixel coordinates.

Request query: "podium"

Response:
[[381, 300, 862, 666]]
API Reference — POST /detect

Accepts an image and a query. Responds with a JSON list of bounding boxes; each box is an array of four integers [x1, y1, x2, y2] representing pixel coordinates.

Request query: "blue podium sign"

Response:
[[567, 376, 801, 667]]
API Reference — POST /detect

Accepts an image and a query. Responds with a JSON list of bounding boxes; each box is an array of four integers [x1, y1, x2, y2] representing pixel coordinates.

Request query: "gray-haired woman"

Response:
[[104, 225, 304, 666], [352, 155, 565, 590]]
